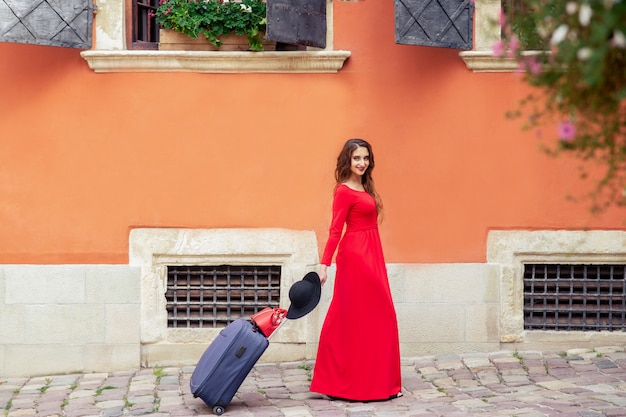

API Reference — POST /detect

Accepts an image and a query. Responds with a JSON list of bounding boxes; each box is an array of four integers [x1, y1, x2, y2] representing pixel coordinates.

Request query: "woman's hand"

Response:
[[319, 264, 328, 287]]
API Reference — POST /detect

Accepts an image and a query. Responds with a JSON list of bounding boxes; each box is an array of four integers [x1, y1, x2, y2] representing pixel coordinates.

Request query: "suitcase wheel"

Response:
[[213, 405, 225, 415]]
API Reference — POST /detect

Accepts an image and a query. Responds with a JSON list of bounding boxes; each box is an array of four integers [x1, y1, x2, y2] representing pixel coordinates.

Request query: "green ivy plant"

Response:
[[497, 0, 626, 212], [155, 0, 268, 51]]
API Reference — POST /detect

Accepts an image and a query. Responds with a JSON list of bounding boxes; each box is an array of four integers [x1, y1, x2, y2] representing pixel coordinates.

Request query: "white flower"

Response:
[[579, 3, 592, 26], [537, 16, 553, 39], [551, 24, 569, 45], [577, 47, 592, 60], [566, 2, 578, 14], [240, 3, 252, 11], [568, 29, 579, 42], [611, 30, 626, 48]]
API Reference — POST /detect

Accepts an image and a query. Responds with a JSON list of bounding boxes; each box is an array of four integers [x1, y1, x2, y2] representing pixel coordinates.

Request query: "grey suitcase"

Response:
[[190, 318, 269, 415]]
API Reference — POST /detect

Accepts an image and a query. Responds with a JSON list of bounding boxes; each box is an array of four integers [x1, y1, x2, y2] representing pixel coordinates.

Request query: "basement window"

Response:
[[166, 265, 281, 328], [524, 264, 626, 332]]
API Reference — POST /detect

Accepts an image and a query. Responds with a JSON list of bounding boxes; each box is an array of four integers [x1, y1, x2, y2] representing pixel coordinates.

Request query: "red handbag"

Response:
[[250, 307, 287, 337]]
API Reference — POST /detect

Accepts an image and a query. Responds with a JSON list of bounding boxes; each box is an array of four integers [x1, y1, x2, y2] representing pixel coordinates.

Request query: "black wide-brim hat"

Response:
[[286, 272, 322, 319]]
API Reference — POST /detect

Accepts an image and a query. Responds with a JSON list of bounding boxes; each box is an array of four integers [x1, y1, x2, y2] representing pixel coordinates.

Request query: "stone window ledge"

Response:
[[459, 50, 519, 72], [460, 50, 546, 73], [81, 50, 351, 73]]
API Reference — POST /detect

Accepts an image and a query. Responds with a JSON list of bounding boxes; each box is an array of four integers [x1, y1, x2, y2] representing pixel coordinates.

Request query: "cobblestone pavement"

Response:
[[3, 347, 626, 417]]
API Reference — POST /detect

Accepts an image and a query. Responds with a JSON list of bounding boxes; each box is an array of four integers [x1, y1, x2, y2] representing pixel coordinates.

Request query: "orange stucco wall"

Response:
[[0, 1, 623, 265]]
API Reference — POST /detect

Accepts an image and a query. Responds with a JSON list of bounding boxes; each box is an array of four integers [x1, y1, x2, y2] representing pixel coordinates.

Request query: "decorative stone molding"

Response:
[[81, 50, 352, 73], [459, 50, 519, 72]]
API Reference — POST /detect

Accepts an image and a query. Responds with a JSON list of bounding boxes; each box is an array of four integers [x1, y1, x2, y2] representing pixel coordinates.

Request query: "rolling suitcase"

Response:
[[190, 272, 320, 415], [190, 318, 270, 415]]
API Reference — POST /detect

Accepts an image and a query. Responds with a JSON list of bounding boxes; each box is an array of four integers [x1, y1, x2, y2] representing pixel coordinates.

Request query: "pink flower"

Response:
[[492, 40, 506, 57], [507, 35, 520, 57], [524, 55, 541, 75], [499, 10, 507, 28], [558, 120, 576, 141]]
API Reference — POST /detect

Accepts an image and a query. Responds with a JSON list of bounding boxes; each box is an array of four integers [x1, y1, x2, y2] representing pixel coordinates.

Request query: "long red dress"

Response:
[[310, 183, 402, 401]]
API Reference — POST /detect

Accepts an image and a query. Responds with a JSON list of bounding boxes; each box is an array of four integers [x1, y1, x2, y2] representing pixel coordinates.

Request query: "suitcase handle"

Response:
[[250, 307, 288, 338]]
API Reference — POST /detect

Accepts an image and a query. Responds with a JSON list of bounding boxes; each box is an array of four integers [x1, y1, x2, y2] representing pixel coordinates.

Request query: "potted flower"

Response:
[[155, 0, 272, 51]]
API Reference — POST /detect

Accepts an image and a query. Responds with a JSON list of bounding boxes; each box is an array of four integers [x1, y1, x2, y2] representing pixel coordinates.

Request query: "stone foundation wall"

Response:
[[0, 265, 141, 377], [3, 229, 626, 377]]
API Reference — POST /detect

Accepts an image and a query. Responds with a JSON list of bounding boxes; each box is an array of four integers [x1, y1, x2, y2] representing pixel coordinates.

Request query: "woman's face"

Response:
[[350, 146, 370, 179]]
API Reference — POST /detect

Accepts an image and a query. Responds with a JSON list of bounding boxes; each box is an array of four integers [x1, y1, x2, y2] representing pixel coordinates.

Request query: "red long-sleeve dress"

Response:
[[310, 183, 402, 401]]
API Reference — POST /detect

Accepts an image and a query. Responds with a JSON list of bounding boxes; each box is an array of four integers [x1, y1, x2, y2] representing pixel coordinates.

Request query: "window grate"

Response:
[[166, 265, 281, 328], [524, 264, 626, 331]]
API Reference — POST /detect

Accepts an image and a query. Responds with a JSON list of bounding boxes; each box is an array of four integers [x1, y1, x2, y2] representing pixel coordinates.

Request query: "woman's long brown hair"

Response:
[[335, 138, 383, 216]]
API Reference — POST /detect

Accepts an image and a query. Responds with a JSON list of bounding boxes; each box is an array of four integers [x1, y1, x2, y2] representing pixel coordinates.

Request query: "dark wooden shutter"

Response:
[[266, 0, 326, 49], [395, 0, 473, 50], [0, 0, 93, 49]]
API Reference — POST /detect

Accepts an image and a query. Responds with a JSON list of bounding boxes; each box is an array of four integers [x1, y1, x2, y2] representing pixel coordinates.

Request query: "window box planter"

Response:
[[158, 28, 276, 51]]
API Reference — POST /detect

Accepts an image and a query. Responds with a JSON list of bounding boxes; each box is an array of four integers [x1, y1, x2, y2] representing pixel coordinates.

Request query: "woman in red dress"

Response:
[[310, 138, 402, 402]]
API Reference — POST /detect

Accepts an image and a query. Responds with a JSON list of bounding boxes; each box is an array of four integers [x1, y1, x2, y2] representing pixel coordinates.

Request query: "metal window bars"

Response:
[[166, 265, 281, 328], [524, 264, 626, 331]]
